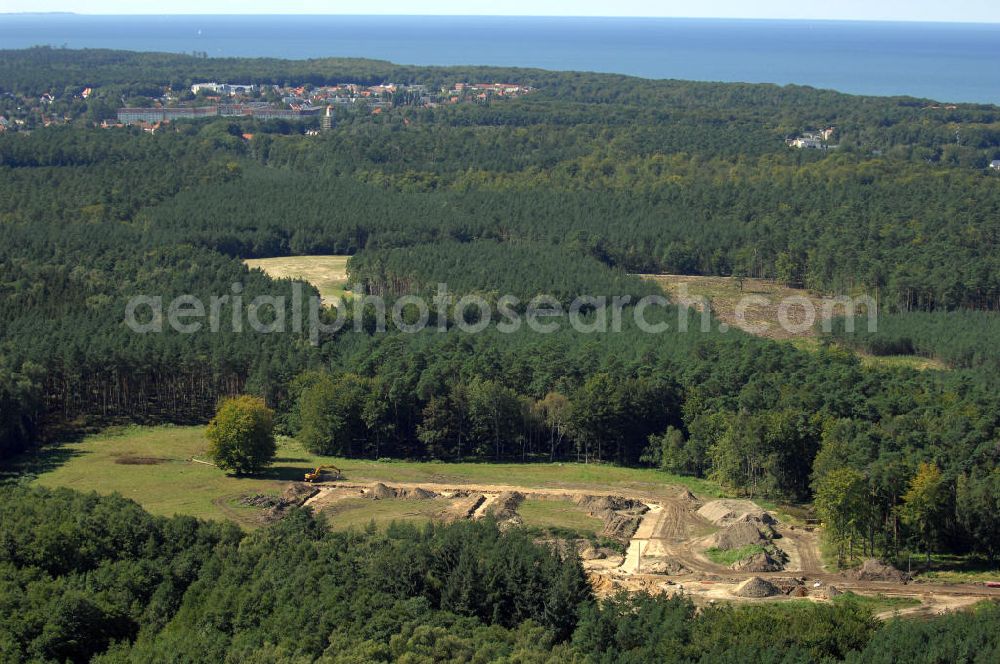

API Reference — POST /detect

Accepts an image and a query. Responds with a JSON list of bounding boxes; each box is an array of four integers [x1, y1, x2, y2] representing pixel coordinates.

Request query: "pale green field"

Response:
[[320, 497, 455, 532], [27, 425, 721, 527], [245, 255, 352, 303], [518, 498, 605, 538]]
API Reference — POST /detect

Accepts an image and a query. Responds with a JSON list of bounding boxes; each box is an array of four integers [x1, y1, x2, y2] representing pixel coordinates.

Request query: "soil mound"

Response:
[[240, 493, 281, 508], [575, 494, 649, 542], [788, 585, 809, 597], [675, 488, 700, 504], [732, 576, 782, 598], [282, 484, 320, 505], [603, 512, 644, 541], [367, 482, 398, 500], [443, 494, 484, 521], [712, 520, 775, 550], [642, 559, 690, 575], [698, 499, 768, 525], [403, 487, 437, 500], [850, 559, 911, 583], [486, 491, 525, 531], [731, 551, 785, 573], [241, 484, 322, 522], [488, 491, 525, 519], [576, 495, 647, 514], [735, 512, 778, 527], [825, 585, 843, 598]]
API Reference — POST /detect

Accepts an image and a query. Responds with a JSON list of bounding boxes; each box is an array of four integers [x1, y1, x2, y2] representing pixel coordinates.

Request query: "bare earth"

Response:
[[297, 479, 1000, 612]]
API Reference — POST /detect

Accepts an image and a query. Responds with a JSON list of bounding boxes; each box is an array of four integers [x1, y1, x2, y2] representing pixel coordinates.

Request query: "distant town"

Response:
[[0, 80, 537, 134]]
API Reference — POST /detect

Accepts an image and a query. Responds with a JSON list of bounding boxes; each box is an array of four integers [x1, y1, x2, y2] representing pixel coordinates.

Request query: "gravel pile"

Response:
[[732, 576, 782, 598], [712, 520, 775, 550]]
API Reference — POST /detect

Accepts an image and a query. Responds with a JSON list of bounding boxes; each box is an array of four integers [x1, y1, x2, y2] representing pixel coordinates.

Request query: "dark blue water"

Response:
[[2, 15, 1000, 103]]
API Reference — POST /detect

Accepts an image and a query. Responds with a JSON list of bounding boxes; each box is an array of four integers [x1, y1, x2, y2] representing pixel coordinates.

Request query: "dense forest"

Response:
[[1, 48, 1000, 572], [3, 486, 999, 663]]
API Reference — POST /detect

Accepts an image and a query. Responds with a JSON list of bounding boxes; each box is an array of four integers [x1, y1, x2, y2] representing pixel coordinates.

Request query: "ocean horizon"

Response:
[[2, 14, 1000, 103]]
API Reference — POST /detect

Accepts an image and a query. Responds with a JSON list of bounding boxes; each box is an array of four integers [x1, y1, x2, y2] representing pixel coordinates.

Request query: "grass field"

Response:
[[518, 498, 606, 538], [319, 496, 455, 532], [705, 544, 767, 566], [24, 425, 723, 527], [245, 255, 352, 304], [644, 274, 946, 370]]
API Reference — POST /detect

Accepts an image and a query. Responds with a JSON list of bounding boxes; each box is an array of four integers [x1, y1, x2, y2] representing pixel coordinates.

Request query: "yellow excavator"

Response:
[[304, 465, 343, 483]]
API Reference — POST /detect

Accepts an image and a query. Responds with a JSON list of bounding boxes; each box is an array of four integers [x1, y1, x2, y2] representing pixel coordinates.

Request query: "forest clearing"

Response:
[[244, 255, 352, 304], [26, 425, 719, 525], [644, 274, 948, 370], [24, 424, 1000, 615]]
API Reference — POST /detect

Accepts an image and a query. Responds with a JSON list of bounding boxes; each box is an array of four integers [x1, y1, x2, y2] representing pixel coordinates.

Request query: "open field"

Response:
[[245, 255, 352, 304], [25, 424, 721, 525], [644, 274, 947, 370], [643, 274, 836, 341]]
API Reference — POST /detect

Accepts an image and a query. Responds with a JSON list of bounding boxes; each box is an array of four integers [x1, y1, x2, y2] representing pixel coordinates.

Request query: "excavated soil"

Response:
[[642, 559, 691, 575], [283, 483, 320, 504], [731, 551, 786, 573], [850, 559, 911, 583], [711, 519, 777, 550], [240, 493, 282, 508], [674, 488, 701, 504], [237, 483, 321, 522], [576, 494, 650, 542], [489, 491, 525, 518], [402, 487, 438, 500], [442, 494, 485, 521], [367, 482, 398, 500], [486, 491, 525, 530], [576, 495, 647, 513], [606, 513, 645, 541], [732, 576, 782, 598]]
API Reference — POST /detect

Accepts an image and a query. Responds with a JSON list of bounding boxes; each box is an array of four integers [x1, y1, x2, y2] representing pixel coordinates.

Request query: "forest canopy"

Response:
[[1, 48, 999, 572]]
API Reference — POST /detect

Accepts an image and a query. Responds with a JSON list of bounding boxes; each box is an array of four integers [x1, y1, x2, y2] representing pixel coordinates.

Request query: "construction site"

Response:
[[250, 477, 1000, 619]]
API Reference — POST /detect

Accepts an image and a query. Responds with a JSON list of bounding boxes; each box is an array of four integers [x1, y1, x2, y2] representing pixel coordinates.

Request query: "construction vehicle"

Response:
[[304, 465, 343, 483]]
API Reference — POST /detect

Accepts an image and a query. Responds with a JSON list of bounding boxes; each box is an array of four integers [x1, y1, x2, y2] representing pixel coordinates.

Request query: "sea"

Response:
[[2, 14, 1000, 104]]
